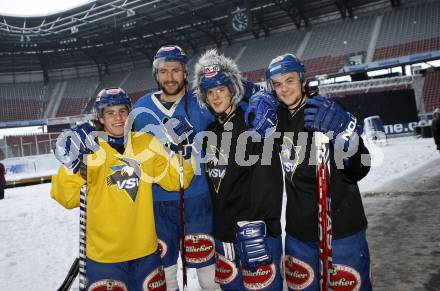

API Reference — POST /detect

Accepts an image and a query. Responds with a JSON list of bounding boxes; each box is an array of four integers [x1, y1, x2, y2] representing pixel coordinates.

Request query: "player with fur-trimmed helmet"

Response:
[[193, 49, 284, 291], [193, 49, 244, 120]]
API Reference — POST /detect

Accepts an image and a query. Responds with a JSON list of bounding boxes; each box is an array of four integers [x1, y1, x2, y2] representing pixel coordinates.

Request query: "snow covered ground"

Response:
[[0, 135, 439, 290]]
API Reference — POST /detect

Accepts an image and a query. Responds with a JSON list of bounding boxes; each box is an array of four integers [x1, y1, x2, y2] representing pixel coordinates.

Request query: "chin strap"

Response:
[[274, 82, 309, 114], [210, 101, 235, 123]]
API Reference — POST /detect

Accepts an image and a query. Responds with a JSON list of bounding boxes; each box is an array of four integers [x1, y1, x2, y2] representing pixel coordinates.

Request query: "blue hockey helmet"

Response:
[[200, 69, 234, 92], [265, 53, 305, 85], [194, 50, 244, 108], [152, 45, 189, 77], [94, 87, 131, 118]]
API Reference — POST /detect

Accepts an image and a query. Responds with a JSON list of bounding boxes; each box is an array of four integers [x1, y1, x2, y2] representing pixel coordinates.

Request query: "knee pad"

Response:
[[164, 264, 178, 291], [184, 233, 215, 265], [241, 262, 278, 290], [214, 253, 239, 287], [284, 255, 315, 290], [196, 264, 221, 291], [88, 279, 128, 291], [142, 265, 166, 291]]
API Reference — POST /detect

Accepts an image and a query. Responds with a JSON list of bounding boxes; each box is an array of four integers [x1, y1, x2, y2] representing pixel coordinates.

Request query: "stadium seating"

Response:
[[373, 1, 440, 60], [422, 69, 440, 112], [0, 82, 47, 122], [55, 77, 98, 117], [373, 37, 440, 60], [3, 133, 59, 157]]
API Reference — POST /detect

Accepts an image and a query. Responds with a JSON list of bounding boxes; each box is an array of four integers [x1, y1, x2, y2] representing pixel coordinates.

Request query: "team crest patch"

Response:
[[89, 279, 128, 291], [215, 253, 238, 284], [142, 266, 166, 291], [107, 157, 141, 202], [157, 239, 167, 259], [205, 145, 228, 193], [241, 263, 276, 290], [332, 264, 361, 291], [284, 255, 314, 290], [184, 234, 215, 264], [280, 136, 301, 182]]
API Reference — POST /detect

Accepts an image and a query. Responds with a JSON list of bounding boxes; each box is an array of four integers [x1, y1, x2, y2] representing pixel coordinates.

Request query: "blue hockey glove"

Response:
[[236, 221, 272, 271], [304, 95, 359, 151], [163, 115, 195, 159], [53, 123, 98, 173], [242, 79, 264, 101], [245, 91, 278, 138]]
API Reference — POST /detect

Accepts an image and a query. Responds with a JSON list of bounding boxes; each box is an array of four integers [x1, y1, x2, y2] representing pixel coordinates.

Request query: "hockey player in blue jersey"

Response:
[[132, 45, 220, 291]]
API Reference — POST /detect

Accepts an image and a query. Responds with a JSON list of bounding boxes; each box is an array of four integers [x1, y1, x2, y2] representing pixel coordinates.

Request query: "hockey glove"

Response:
[[245, 91, 278, 138], [162, 115, 195, 159], [236, 221, 272, 271], [241, 79, 264, 102], [53, 123, 98, 173], [304, 95, 359, 152]]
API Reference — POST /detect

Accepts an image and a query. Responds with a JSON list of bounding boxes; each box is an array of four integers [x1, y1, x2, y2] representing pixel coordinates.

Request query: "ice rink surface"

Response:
[[0, 135, 439, 290]]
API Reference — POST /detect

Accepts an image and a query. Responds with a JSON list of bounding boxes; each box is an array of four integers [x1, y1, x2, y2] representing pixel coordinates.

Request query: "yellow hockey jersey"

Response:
[[51, 132, 194, 263]]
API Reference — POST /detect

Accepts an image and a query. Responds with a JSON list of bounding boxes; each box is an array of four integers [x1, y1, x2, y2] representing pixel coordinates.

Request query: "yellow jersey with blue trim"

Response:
[[51, 132, 194, 263]]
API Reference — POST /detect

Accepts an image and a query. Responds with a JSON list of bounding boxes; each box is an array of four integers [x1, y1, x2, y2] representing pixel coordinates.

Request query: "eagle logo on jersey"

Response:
[[280, 136, 301, 183], [205, 145, 228, 193], [107, 157, 141, 202]]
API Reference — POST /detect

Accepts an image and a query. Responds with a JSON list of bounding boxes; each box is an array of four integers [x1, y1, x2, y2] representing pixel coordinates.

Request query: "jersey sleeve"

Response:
[[50, 165, 86, 209], [144, 136, 194, 192], [341, 137, 371, 182]]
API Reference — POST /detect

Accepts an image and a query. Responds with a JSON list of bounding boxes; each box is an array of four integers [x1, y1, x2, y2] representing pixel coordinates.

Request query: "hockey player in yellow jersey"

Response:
[[51, 87, 194, 290]]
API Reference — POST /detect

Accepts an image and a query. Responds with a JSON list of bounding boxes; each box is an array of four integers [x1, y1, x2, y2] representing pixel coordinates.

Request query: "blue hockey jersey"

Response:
[[133, 89, 214, 201]]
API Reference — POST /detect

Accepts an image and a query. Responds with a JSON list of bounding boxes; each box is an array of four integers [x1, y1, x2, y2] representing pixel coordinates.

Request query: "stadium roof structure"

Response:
[[0, 0, 411, 76]]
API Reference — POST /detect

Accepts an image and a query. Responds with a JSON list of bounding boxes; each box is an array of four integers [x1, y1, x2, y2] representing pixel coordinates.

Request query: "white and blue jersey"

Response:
[[133, 90, 214, 202]]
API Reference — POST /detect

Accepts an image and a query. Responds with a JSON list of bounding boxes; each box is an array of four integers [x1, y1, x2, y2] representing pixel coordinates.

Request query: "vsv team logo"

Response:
[[206, 145, 228, 193], [107, 157, 142, 202]]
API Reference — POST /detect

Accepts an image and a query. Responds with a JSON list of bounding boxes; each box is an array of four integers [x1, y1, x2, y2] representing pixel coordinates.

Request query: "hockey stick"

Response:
[[57, 257, 79, 291], [57, 184, 87, 291], [79, 184, 87, 290], [178, 148, 188, 290], [315, 132, 333, 291]]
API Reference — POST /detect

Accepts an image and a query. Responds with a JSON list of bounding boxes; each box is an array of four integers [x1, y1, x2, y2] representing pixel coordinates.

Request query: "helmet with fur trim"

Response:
[[193, 49, 244, 108]]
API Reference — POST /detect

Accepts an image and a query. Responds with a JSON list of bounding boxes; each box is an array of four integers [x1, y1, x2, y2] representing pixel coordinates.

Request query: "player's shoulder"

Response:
[[133, 91, 160, 108], [129, 131, 155, 145]]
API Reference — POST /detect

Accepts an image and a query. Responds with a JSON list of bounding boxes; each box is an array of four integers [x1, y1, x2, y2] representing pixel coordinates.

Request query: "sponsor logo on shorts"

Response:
[[215, 253, 238, 285], [157, 239, 167, 259], [184, 234, 215, 264], [142, 266, 166, 291], [89, 279, 128, 291], [284, 255, 314, 290], [332, 264, 361, 291], [241, 263, 276, 290]]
